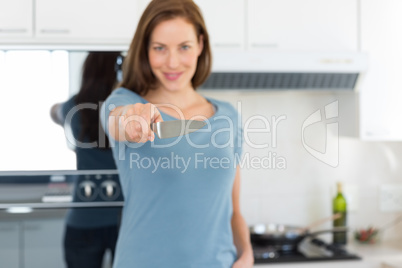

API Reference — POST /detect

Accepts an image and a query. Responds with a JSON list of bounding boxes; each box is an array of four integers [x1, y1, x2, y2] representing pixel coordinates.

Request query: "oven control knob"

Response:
[[106, 184, 113, 197], [85, 184, 92, 197], [78, 181, 96, 201], [100, 180, 120, 200]]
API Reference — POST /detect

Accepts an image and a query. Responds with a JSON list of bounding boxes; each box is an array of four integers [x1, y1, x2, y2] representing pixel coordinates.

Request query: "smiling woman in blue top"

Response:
[[100, 0, 253, 267]]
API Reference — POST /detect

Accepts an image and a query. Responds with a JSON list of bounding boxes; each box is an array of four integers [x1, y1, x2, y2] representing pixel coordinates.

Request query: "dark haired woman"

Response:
[[101, 1, 253, 267], [51, 51, 122, 268]]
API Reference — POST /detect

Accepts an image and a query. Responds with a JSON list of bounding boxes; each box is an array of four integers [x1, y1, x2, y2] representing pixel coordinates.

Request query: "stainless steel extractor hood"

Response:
[[200, 52, 368, 90]]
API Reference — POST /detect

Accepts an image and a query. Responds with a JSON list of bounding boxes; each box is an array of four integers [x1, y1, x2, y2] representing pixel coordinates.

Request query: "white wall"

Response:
[[202, 90, 402, 242]]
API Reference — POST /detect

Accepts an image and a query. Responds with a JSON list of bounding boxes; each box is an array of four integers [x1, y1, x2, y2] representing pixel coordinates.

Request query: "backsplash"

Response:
[[201, 90, 402, 242]]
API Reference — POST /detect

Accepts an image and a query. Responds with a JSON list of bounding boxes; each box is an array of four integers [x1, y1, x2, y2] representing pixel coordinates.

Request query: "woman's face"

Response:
[[148, 17, 203, 93]]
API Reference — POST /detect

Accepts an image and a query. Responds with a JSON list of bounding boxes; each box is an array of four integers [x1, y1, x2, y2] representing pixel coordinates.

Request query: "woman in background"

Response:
[[51, 52, 123, 268], [101, 1, 253, 267]]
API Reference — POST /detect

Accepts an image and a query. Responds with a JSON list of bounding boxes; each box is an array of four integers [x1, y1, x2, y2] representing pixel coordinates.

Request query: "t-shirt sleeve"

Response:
[[100, 88, 143, 138]]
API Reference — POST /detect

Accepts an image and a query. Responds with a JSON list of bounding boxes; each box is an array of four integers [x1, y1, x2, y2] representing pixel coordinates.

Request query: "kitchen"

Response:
[[1, 0, 402, 267]]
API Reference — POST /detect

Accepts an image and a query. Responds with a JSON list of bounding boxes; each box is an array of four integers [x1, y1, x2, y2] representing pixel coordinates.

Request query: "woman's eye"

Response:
[[154, 46, 164, 51], [181, 45, 190, 50]]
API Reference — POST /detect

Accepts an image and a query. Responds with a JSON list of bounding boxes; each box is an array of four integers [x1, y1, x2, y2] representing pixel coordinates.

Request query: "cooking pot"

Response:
[[249, 223, 348, 252]]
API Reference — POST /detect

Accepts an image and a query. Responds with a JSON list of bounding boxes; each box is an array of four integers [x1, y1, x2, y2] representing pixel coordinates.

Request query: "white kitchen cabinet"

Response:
[[247, 0, 359, 51], [194, 0, 245, 51], [0, 221, 20, 268], [136, 0, 246, 51], [359, 0, 402, 140], [35, 0, 138, 44], [0, 0, 360, 51], [23, 218, 65, 268], [0, 0, 33, 38]]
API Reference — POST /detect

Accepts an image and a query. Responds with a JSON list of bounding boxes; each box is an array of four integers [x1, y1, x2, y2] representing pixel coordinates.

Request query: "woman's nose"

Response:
[[167, 51, 179, 69]]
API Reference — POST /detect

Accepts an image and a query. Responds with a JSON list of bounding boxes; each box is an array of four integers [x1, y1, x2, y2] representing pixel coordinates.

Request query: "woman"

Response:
[[51, 52, 123, 268], [100, 1, 253, 267], [51, 52, 122, 169]]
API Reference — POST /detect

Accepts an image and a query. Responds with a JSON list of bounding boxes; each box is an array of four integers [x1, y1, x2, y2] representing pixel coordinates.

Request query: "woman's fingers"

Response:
[[149, 104, 163, 140], [142, 103, 155, 142], [133, 104, 149, 143], [122, 103, 163, 143], [122, 114, 142, 142]]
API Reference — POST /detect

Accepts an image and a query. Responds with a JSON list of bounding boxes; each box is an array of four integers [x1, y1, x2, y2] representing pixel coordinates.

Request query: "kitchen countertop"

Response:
[[253, 240, 402, 268]]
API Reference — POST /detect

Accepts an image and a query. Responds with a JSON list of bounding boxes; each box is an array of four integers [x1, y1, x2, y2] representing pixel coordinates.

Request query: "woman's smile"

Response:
[[163, 72, 183, 81]]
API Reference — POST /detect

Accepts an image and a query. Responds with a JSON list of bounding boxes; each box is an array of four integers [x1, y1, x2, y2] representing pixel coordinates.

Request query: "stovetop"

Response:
[[253, 237, 361, 264], [0, 170, 125, 209]]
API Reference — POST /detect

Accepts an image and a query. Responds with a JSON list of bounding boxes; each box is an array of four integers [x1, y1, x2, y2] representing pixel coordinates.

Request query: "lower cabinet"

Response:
[[0, 217, 65, 268], [0, 221, 20, 268], [23, 218, 65, 268]]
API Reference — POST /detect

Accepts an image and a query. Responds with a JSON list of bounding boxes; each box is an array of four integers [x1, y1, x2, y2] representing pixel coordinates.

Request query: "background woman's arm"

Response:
[[231, 166, 254, 268], [50, 103, 63, 125]]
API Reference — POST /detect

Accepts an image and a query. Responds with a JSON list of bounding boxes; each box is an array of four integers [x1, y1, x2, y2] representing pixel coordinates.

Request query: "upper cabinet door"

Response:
[[247, 0, 358, 51], [0, 0, 33, 38], [35, 0, 138, 43], [194, 0, 245, 51]]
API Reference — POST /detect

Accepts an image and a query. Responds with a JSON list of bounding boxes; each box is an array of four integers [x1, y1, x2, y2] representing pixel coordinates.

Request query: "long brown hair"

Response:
[[119, 0, 212, 96], [74, 52, 121, 148]]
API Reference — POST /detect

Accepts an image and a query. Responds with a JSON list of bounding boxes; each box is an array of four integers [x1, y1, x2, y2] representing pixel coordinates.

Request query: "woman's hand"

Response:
[[121, 103, 163, 143], [109, 103, 163, 143], [232, 251, 254, 268]]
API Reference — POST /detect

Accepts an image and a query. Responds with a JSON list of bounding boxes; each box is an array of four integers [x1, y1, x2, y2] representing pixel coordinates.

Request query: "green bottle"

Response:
[[333, 182, 347, 245]]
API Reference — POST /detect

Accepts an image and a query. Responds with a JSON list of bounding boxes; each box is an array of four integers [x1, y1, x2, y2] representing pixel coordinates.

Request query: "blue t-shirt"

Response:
[[101, 88, 243, 268]]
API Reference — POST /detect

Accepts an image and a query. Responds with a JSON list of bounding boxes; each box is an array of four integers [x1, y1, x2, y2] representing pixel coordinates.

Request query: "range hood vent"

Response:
[[200, 72, 359, 90], [200, 52, 368, 90]]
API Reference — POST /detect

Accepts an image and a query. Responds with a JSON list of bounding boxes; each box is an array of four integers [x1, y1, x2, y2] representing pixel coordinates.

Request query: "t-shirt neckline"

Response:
[[124, 88, 219, 121]]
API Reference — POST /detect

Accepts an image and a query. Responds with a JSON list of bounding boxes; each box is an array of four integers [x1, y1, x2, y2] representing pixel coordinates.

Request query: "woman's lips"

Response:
[[164, 72, 182, 81]]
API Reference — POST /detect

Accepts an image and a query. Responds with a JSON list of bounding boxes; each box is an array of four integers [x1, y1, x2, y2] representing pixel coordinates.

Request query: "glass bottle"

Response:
[[333, 182, 347, 245]]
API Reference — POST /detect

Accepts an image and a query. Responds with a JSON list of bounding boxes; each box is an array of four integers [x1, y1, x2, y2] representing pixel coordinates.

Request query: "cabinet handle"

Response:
[[213, 43, 242, 48], [251, 43, 278, 48], [40, 29, 70, 34], [0, 28, 28, 33]]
